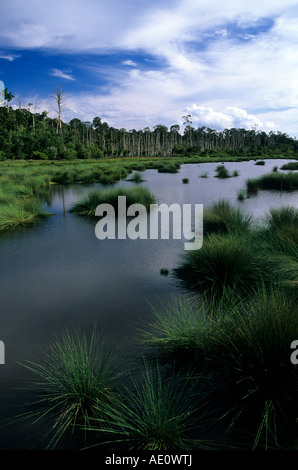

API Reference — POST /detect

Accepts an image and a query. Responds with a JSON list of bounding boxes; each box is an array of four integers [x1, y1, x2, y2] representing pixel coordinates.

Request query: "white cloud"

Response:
[[50, 69, 75, 81], [121, 60, 137, 67], [2, 0, 298, 135], [184, 105, 277, 131], [0, 53, 21, 61]]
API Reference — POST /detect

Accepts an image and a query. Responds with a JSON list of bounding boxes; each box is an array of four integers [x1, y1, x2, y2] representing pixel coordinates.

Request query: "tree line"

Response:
[[0, 101, 297, 160]]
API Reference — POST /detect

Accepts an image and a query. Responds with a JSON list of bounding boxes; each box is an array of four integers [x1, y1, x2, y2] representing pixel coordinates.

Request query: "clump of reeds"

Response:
[[215, 165, 230, 178], [19, 327, 120, 449], [237, 189, 246, 201], [173, 231, 270, 299], [137, 289, 298, 449], [280, 161, 298, 171], [203, 200, 252, 235], [246, 172, 298, 193], [197, 288, 298, 449], [182, 178, 189, 184], [87, 361, 208, 450], [0, 198, 51, 231], [128, 171, 144, 183], [70, 186, 156, 216], [157, 161, 181, 173], [255, 160, 265, 165]]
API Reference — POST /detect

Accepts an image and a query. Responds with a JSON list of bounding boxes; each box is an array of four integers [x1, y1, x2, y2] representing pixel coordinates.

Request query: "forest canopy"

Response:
[[0, 104, 297, 160]]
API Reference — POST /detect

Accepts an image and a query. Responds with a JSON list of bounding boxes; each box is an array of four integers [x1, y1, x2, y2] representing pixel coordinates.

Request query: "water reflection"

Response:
[[0, 158, 297, 449]]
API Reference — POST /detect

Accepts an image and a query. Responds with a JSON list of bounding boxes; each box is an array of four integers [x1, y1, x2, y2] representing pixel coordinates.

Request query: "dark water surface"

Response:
[[0, 159, 297, 449]]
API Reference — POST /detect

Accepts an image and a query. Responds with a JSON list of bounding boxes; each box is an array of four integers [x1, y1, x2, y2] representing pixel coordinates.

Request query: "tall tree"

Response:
[[53, 85, 65, 135]]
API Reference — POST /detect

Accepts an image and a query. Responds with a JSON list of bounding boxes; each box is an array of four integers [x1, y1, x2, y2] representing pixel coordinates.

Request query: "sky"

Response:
[[0, 0, 298, 136]]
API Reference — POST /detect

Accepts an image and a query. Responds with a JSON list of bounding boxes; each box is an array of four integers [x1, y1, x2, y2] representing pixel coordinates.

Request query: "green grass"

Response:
[[157, 162, 181, 173], [127, 171, 144, 183], [237, 189, 246, 201], [86, 362, 209, 450], [199, 172, 208, 178], [246, 172, 298, 193], [203, 200, 252, 235], [197, 288, 298, 449], [182, 177, 189, 184], [255, 160, 265, 165], [19, 327, 120, 449], [173, 231, 272, 299], [0, 198, 51, 231], [280, 161, 298, 171], [215, 165, 230, 178], [136, 289, 298, 449], [70, 186, 156, 216]]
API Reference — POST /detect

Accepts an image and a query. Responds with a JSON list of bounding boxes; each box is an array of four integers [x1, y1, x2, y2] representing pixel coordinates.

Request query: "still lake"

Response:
[[0, 158, 297, 449]]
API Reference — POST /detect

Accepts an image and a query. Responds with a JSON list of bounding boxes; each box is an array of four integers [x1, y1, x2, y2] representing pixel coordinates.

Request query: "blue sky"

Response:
[[0, 0, 298, 136]]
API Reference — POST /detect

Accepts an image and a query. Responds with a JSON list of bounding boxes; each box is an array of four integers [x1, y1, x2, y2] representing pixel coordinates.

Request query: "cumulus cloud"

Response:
[[185, 105, 276, 131], [2, 0, 298, 134]]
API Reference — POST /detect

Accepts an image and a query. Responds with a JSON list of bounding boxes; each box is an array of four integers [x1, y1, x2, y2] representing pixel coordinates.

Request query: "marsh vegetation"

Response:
[[0, 156, 297, 451]]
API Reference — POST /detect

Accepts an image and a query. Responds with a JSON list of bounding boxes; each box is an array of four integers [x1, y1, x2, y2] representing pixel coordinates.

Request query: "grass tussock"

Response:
[[0, 198, 51, 231], [280, 161, 298, 171], [87, 362, 210, 450], [174, 204, 298, 302], [19, 327, 120, 449], [70, 186, 156, 216], [137, 289, 298, 449], [203, 200, 252, 236], [246, 171, 298, 193]]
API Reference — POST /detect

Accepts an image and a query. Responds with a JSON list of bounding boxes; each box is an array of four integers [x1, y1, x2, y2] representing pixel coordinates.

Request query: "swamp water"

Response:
[[0, 159, 297, 449]]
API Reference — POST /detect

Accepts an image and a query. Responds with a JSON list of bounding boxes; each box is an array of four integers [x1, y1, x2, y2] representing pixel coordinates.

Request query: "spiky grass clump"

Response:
[[173, 232, 271, 299], [0, 198, 51, 231], [280, 161, 298, 171], [198, 289, 298, 449], [157, 162, 181, 173], [199, 172, 208, 178], [137, 297, 211, 370], [246, 172, 298, 193], [128, 171, 144, 183], [87, 362, 206, 451], [70, 186, 156, 216], [237, 189, 246, 201], [203, 200, 252, 236], [215, 165, 230, 178], [255, 160, 265, 165], [20, 328, 119, 449], [182, 178, 189, 184], [137, 290, 298, 449]]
